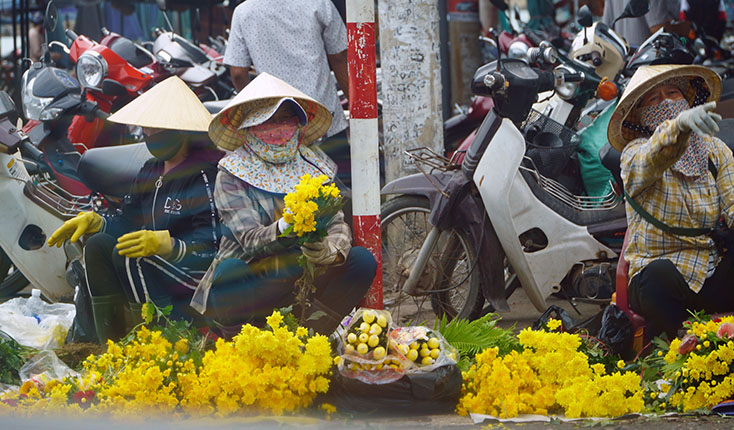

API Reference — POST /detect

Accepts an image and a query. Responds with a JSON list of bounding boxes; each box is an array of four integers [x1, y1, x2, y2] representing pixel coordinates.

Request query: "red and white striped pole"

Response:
[[346, 0, 382, 309]]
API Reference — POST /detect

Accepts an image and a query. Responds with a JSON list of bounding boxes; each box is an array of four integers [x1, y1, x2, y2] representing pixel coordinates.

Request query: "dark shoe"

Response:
[[90, 294, 126, 343], [302, 298, 344, 336]]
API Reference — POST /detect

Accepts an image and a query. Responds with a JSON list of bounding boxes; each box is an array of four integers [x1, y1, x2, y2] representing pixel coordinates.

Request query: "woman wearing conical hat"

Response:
[[610, 64, 734, 340], [47, 76, 223, 343], [190, 73, 376, 337]]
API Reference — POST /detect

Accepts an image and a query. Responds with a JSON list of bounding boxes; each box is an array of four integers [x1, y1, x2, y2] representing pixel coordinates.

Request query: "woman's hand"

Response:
[[301, 239, 339, 266], [676, 102, 722, 136]]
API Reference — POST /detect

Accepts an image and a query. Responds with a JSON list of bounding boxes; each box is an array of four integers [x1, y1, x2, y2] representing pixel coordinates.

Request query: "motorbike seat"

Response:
[[77, 143, 152, 198], [599, 143, 622, 187], [203, 99, 232, 114]]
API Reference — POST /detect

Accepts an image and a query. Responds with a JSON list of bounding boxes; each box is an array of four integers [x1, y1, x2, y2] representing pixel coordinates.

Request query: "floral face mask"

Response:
[[245, 128, 301, 164], [639, 98, 690, 131], [249, 117, 301, 145]]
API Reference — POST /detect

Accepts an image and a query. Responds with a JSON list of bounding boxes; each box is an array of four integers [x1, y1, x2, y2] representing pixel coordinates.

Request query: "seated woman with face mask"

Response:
[[47, 77, 222, 343], [190, 73, 376, 337]]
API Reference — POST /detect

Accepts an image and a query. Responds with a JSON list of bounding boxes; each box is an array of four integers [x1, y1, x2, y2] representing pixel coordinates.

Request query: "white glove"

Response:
[[277, 217, 291, 235], [301, 239, 339, 266], [676, 101, 722, 136]]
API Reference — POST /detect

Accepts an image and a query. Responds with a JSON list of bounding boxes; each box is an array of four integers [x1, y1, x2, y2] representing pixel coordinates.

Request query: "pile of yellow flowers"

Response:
[[282, 174, 341, 237], [457, 327, 644, 418], [0, 310, 332, 417], [644, 315, 734, 412]]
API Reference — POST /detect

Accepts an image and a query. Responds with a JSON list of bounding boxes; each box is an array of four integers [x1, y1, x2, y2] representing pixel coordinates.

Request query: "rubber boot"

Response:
[[125, 301, 144, 331], [90, 294, 126, 343], [302, 298, 344, 336]]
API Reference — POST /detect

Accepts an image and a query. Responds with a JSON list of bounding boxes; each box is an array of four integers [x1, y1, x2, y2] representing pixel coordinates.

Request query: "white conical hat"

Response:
[[208, 72, 332, 151], [107, 76, 213, 132], [608, 65, 721, 151]]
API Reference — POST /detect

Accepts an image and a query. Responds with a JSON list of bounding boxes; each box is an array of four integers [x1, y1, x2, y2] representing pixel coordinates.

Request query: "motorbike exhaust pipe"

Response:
[[401, 227, 443, 295]]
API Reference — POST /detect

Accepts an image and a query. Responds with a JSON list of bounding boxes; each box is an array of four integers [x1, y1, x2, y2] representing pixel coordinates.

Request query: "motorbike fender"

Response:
[[381, 171, 455, 210]]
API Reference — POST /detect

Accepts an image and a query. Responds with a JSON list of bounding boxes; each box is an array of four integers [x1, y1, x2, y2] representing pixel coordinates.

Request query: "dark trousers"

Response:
[[84, 233, 197, 320], [629, 252, 734, 340], [318, 129, 351, 188], [206, 246, 376, 326]]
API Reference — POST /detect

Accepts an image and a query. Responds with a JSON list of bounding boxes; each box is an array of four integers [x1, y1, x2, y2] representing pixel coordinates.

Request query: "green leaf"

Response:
[[438, 313, 522, 370], [307, 311, 327, 321]]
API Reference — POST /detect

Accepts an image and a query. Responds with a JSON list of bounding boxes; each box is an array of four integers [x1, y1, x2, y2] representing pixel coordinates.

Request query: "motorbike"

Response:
[[380, 45, 628, 324]]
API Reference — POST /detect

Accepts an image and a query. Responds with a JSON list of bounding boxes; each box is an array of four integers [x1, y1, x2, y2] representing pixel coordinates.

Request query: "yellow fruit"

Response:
[[370, 323, 382, 335], [388, 339, 397, 349], [420, 342, 428, 349], [347, 333, 358, 344], [377, 315, 388, 327], [358, 333, 369, 343], [397, 344, 410, 355], [373, 346, 386, 360], [363, 311, 375, 324], [420, 348, 431, 357], [409, 342, 420, 350], [421, 356, 434, 366], [376, 363, 384, 370], [359, 322, 370, 333], [430, 348, 440, 359], [349, 363, 359, 371], [357, 343, 369, 355], [407, 349, 419, 362], [345, 344, 355, 353], [368, 334, 380, 348], [427, 337, 440, 349]]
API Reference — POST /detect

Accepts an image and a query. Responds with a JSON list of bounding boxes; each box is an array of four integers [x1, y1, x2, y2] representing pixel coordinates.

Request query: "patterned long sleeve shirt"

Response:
[[621, 119, 734, 293], [191, 168, 352, 313]]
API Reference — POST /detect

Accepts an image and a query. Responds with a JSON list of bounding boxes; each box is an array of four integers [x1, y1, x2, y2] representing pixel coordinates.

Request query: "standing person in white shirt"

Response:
[[224, 0, 353, 187]]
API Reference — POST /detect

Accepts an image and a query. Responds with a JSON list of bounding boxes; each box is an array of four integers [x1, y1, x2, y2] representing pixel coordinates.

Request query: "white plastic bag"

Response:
[[0, 295, 75, 349], [18, 350, 78, 386]]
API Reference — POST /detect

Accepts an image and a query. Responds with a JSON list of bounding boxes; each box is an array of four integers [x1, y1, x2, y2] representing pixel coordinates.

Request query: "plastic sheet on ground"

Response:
[[0, 296, 75, 349], [469, 412, 644, 424]]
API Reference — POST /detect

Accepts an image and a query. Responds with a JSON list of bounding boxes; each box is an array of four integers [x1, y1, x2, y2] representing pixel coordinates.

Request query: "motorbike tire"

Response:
[[381, 195, 484, 325], [0, 248, 30, 302]]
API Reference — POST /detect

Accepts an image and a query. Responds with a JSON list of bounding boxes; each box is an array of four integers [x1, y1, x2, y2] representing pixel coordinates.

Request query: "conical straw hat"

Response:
[[208, 72, 332, 151], [608, 65, 721, 151], [107, 76, 213, 132]]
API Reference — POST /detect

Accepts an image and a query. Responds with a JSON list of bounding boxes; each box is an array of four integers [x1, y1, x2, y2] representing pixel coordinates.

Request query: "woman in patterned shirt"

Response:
[[608, 65, 734, 340], [191, 73, 376, 337]]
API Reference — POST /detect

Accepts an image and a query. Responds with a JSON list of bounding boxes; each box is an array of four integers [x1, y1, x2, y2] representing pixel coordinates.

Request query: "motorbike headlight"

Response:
[[21, 70, 53, 121], [554, 66, 580, 100], [75, 51, 108, 88], [508, 41, 530, 60], [157, 49, 172, 62]]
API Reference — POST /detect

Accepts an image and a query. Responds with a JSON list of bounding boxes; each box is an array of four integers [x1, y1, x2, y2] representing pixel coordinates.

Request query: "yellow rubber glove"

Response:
[[47, 211, 103, 247], [116, 230, 173, 258]]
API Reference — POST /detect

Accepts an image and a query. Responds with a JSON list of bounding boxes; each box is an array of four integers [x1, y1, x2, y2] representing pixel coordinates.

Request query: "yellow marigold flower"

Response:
[[546, 318, 562, 331], [617, 360, 625, 369], [266, 310, 284, 329], [296, 327, 309, 337]]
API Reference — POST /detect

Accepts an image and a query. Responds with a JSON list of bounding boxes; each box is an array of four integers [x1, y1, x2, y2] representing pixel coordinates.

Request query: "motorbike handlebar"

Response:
[[65, 29, 79, 41], [20, 140, 45, 163]]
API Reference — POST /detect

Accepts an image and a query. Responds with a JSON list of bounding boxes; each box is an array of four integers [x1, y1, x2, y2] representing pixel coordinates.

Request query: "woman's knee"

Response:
[[345, 246, 377, 282], [84, 233, 116, 263]]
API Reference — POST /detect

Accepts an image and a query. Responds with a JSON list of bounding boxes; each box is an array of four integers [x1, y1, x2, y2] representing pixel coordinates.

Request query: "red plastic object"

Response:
[[615, 230, 647, 354]]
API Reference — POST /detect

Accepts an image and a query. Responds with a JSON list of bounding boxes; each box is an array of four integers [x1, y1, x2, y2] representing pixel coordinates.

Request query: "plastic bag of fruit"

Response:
[[337, 308, 408, 384], [388, 326, 458, 373]]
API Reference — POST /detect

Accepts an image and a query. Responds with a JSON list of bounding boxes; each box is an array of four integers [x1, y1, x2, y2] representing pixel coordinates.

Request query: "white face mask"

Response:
[[245, 129, 300, 164]]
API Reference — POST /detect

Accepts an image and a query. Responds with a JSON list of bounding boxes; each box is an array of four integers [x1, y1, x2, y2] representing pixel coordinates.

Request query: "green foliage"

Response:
[[435, 313, 521, 371], [0, 333, 33, 385]]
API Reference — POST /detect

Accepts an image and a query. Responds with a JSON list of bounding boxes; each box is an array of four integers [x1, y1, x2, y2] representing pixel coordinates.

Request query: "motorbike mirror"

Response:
[[156, 0, 167, 11], [489, 0, 509, 12], [44, 1, 58, 32], [577, 5, 594, 28], [0, 91, 17, 120], [102, 79, 128, 97], [613, 0, 649, 28]]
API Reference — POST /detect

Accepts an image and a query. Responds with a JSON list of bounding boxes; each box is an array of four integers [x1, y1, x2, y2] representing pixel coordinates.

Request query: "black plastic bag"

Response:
[[597, 304, 632, 356], [65, 261, 97, 343], [322, 364, 462, 415], [531, 304, 578, 331]]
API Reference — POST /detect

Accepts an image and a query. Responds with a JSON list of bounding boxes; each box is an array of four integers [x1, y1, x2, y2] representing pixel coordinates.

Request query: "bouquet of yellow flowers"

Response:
[[281, 174, 344, 323]]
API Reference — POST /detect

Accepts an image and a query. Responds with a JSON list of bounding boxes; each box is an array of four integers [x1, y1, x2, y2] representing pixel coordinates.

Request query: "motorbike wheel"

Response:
[[381, 195, 484, 326], [0, 248, 30, 302]]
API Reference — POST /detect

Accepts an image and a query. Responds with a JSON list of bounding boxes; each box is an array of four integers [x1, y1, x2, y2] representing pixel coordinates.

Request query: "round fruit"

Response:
[[347, 333, 357, 344], [377, 315, 388, 328], [420, 342, 428, 350], [430, 348, 440, 359], [359, 322, 370, 333], [368, 334, 380, 348], [357, 343, 369, 355], [373, 346, 386, 360], [345, 344, 355, 353], [407, 349, 419, 362], [427, 337, 440, 349], [397, 344, 409, 355], [409, 342, 420, 350], [358, 333, 369, 343], [363, 311, 375, 324], [421, 356, 434, 366], [420, 348, 431, 357], [370, 323, 382, 335]]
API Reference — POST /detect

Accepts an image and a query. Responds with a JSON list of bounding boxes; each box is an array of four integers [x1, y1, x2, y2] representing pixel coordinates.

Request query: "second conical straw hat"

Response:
[[107, 76, 213, 132]]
